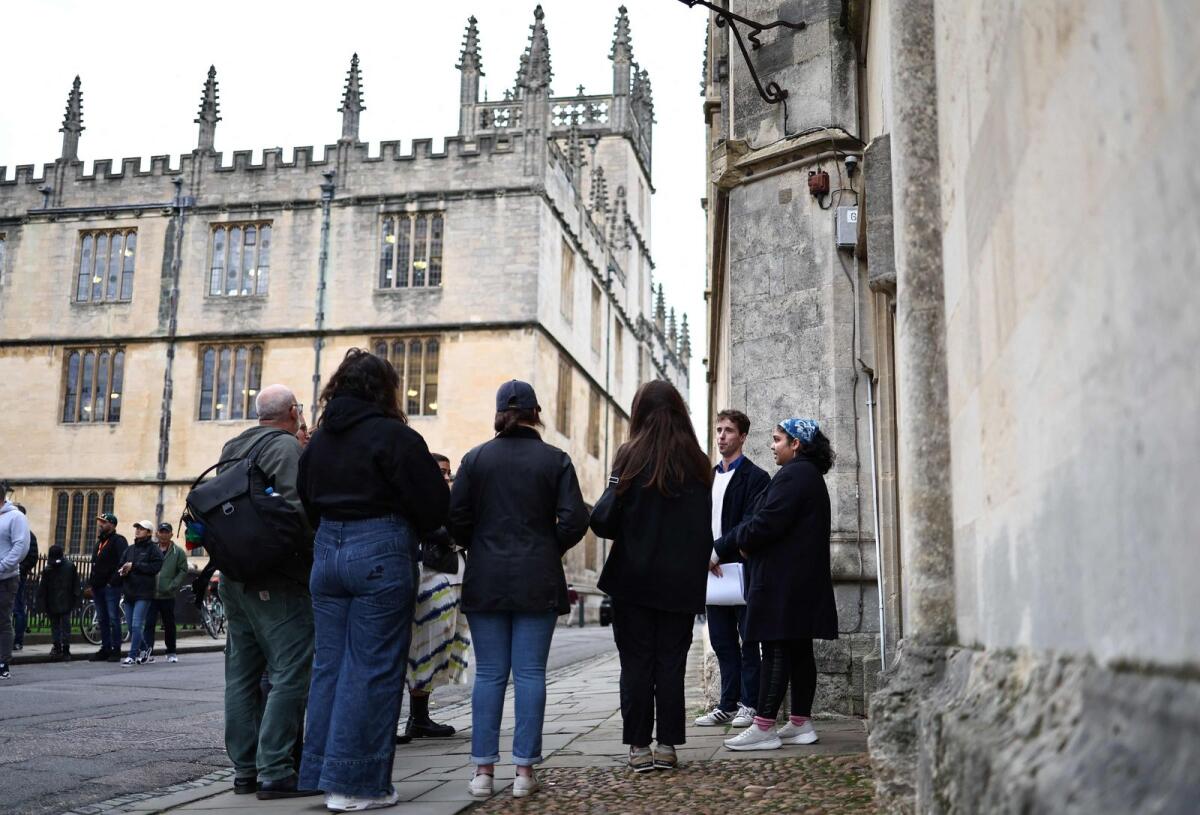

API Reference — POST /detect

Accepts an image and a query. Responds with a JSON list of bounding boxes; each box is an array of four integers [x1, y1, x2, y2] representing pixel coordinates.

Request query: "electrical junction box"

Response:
[[836, 205, 859, 248]]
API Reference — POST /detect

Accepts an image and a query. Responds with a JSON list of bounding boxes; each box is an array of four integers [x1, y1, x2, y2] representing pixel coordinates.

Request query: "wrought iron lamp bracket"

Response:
[[680, 0, 806, 105]]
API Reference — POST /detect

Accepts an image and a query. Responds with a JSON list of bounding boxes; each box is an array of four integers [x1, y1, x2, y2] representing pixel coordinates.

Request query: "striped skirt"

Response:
[[407, 565, 471, 693]]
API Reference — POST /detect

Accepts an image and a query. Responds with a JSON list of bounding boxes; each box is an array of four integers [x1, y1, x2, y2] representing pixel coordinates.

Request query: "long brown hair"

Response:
[[612, 380, 712, 495], [318, 348, 407, 425]]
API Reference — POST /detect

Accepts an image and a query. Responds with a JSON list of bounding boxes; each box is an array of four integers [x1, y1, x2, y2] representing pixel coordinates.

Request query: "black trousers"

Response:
[[612, 600, 694, 747], [143, 598, 177, 653], [757, 639, 816, 720], [49, 613, 71, 648]]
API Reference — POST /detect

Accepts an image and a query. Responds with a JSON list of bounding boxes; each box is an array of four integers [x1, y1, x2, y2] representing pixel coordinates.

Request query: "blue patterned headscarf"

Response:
[[778, 418, 820, 445]]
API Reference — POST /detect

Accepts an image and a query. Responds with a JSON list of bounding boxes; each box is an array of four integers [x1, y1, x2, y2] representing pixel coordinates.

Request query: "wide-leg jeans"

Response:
[[466, 610, 558, 767], [93, 584, 123, 653], [300, 516, 418, 798]]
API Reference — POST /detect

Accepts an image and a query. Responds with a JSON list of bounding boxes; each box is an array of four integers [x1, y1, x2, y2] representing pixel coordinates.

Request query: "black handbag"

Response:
[[420, 527, 459, 575]]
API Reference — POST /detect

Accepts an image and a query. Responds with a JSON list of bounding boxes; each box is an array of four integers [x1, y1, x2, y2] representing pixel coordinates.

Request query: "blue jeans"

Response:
[[127, 599, 152, 658], [706, 603, 760, 711], [466, 611, 558, 766], [13, 573, 28, 647], [300, 516, 418, 797], [94, 585, 123, 652]]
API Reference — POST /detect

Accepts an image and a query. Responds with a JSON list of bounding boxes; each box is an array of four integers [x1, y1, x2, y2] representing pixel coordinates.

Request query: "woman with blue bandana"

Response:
[[717, 417, 839, 752]]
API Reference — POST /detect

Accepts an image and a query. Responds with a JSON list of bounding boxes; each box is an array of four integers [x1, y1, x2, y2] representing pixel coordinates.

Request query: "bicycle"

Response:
[[79, 598, 130, 645], [200, 592, 226, 638]]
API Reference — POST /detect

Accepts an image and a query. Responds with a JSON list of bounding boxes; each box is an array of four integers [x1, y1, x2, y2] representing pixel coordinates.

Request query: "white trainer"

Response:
[[693, 707, 735, 726], [731, 705, 757, 727], [120, 657, 135, 667], [166, 654, 179, 663], [512, 771, 540, 798], [778, 720, 819, 745], [723, 725, 782, 751], [324, 786, 400, 812], [468, 772, 494, 799]]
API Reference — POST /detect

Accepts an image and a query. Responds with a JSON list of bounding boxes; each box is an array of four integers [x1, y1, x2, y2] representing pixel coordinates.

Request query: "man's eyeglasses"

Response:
[[293, 403, 304, 415]]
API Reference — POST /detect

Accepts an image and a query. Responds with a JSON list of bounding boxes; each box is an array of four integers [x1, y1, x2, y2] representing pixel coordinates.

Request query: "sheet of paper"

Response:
[[706, 563, 746, 606]]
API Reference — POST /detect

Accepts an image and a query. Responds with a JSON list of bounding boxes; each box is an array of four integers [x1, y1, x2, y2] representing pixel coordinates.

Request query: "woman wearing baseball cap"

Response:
[[449, 380, 589, 800]]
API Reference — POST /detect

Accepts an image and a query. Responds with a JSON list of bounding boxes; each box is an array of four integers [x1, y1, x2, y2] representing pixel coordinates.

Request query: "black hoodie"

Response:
[[297, 395, 449, 534]]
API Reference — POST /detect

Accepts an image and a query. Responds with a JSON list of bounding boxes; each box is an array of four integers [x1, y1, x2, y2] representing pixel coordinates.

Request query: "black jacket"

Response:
[[450, 426, 588, 615], [299, 396, 448, 535], [712, 457, 771, 565], [90, 530, 129, 589], [733, 456, 838, 641], [120, 538, 165, 601], [38, 556, 81, 615], [593, 473, 713, 615]]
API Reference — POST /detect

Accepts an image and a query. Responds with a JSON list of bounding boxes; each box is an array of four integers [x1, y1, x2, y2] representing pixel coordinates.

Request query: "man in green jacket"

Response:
[[141, 522, 189, 663]]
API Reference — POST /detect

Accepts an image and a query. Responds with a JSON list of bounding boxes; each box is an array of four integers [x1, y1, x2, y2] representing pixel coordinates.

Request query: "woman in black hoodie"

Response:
[[591, 380, 713, 772], [296, 349, 449, 810]]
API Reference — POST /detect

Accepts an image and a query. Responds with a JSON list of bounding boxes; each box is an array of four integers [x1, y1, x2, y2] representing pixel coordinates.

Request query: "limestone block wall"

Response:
[[935, 0, 1200, 667]]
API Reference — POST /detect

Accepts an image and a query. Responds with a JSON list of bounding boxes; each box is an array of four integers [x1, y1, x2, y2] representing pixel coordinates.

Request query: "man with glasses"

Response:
[[215, 385, 317, 800]]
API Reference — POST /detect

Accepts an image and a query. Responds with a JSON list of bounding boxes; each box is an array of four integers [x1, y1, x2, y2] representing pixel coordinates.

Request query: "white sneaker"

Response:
[[166, 654, 179, 663], [731, 704, 756, 727], [120, 657, 135, 667], [778, 720, 819, 744], [138, 652, 155, 664], [324, 786, 400, 811], [693, 707, 735, 726], [468, 772, 494, 799], [723, 725, 782, 751], [512, 771, 540, 798]]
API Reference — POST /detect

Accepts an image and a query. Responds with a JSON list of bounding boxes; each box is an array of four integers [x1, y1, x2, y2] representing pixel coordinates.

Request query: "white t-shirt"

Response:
[[711, 468, 736, 541]]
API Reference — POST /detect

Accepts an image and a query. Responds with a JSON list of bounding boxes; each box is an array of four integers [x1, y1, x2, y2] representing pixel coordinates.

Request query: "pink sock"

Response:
[[789, 715, 811, 726], [753, 716, 774, 731]]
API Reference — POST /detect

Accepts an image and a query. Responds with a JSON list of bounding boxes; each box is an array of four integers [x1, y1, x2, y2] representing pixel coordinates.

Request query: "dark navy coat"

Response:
[[733, 455, 838, 641]]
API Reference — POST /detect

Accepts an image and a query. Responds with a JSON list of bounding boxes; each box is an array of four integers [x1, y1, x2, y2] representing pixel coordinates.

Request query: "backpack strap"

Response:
[[188, 429, 292, 491]]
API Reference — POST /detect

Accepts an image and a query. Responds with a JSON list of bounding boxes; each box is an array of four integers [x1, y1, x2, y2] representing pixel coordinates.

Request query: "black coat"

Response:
[[450, 426, 588, 615], [733, 456, 838, 641], [299, 396, 449, 535], [90, 531, 128, 589], [38, 557, 81, 615], [712, 457, 771, 565], [119, 538, 165, 602], [19, 532, 39, 578], [593, 473, 713, 615]]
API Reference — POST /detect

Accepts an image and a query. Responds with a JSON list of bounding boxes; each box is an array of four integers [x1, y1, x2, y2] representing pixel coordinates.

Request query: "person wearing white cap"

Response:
[[117, 520, 163, 665]]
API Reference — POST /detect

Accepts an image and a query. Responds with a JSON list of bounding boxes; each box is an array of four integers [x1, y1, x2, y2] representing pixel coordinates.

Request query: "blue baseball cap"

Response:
[[495, 380, 540, 412]]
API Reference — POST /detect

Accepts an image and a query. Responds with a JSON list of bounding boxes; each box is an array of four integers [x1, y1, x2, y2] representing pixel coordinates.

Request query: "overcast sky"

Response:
[[0, 0, 710, 422]]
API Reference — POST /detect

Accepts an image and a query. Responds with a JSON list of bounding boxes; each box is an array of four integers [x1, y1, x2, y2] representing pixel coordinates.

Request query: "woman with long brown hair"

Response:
[[591, 380, 713, 772], [297, 349, 449, 811]]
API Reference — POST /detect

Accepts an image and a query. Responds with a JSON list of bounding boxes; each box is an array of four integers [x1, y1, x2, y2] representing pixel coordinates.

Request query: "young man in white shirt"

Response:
[[695, 411, 771, 727]]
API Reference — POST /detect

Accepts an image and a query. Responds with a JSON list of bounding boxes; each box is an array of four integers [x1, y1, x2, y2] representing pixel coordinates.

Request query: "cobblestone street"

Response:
[[93, 628, 870, 814]]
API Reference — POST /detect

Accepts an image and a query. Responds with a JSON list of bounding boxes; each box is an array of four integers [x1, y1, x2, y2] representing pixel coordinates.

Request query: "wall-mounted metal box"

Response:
[[836, 205, 859, 248]]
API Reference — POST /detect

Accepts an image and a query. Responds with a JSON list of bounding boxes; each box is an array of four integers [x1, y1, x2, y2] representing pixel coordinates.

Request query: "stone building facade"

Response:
[[0, 5, 690, 614], [703, 0, 1198, 811]]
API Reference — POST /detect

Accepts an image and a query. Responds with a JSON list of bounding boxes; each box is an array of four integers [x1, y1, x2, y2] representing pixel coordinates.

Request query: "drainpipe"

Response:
[[601, 257, 614, 567], [155, 177, 188, 525], [312, 171, 335, 425], [864, 371, 887, 670]]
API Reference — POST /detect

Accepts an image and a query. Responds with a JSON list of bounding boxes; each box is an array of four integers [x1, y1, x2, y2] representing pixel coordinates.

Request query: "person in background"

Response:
[[398, 453, 470, 744], [721, 419, 839, 752], [298, 349, 448, 812], [695, 410, 770, 728], [88, 512, 128, 662], [591, 380, 713, 773], [0, 481, 31, 680], [450, 380, 588, 800], [142, 522, 189, 663], [12, 504, 38, 652], [217, 384, 316, 801], [118, 520, 164, 666], [296, 416, 311, 448], [37, 544, 81, 661]]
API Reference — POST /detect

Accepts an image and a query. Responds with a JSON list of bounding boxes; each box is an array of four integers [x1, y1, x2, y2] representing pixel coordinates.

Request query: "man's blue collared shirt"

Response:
[[715, 454, 745, 474]]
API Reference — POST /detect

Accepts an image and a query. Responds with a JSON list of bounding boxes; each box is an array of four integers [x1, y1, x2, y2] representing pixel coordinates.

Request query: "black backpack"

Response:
[[183, 430, 309, 583], [19, 532, 38, 578]]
